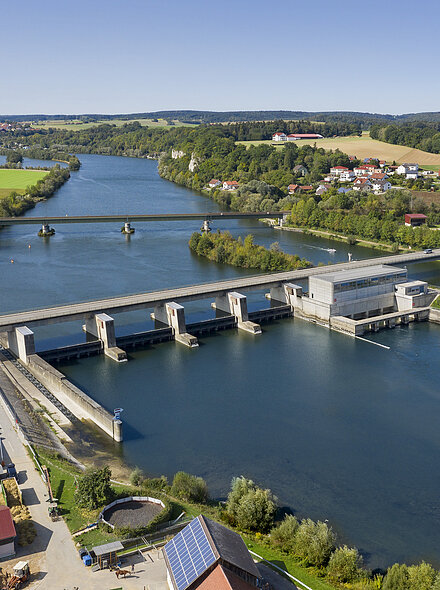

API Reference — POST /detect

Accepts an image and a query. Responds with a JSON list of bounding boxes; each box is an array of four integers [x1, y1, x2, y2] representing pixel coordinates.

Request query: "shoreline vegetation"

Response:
[[34, 448, 440, 590], [0, 149, 81, 217], [188, 231, 312, 272]]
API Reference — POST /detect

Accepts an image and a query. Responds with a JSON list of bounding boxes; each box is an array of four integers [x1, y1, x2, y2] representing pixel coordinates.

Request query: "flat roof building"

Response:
[[304, 265, 408, 321]]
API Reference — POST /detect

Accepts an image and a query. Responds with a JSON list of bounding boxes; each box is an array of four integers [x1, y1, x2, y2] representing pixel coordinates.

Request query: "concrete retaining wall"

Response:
[[429, 307, 440, 324], [26, 354, 122, 441]]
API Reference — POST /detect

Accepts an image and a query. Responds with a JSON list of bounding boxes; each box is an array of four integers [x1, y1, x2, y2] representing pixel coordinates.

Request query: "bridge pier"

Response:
[[151, 302, 198, 347], [201, 219, 211, 234], [83, 313, 127, 362], [38, 223, 55, 237], [121, 221, 135, 235], [213, 292, 261, 334], [267, 282, 303, 309], [6, 326, 35, 364]]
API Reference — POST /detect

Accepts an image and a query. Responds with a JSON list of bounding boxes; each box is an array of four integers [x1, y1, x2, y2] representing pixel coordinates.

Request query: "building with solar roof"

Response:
[[163, 515, 261, 590]]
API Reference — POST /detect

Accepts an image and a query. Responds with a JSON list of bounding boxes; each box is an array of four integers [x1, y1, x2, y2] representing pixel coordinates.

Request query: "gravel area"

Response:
[[104, 500, 163, 528]]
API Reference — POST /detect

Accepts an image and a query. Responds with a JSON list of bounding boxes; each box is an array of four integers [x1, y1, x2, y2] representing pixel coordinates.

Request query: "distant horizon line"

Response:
[[1, 108, 440, 118]]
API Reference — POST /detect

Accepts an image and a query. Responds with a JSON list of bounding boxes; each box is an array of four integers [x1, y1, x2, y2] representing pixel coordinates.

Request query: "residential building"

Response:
[[371, 179, 392, 193], [163, 516, 261, 590], [223, 181, 239, 190], [370, 172, 389, 181], [330, 166, 349, 176], [288, 184, 300, 194], [353, 177, 372, 191], [299, 185, 313, 192], [405, 213, 427, 227], [396, 163, 419, 179], [316, 186, 328, 196], [272, 132, 287, 141], [339, 170, 355, 182], [293, 164, 308, 176], [208, 179, 221, 188]]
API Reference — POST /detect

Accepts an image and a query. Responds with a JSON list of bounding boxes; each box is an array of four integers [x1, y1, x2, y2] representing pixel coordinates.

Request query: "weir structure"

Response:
[[1, 248, 439, 442]]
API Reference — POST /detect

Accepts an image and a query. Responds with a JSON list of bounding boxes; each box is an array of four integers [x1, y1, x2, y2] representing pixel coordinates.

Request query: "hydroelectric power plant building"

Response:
[[293, 264, 434, 335]]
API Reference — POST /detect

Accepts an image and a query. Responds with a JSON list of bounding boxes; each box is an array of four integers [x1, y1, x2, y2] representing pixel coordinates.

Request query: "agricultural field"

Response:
[[0, 169, 49, 197], [237, 132, 440, 167], [33, 118, 197, 130]]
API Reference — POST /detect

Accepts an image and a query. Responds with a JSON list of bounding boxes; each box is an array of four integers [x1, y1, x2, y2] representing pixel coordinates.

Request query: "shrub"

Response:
[[382, 563, 409, 590], [130, 467, 145, 487], [226, 477, 276, 532], [171, 471, 208, 503], [270, 514, 299, 551], [293, 518, 335, 568], [327, 545, 363, 584]]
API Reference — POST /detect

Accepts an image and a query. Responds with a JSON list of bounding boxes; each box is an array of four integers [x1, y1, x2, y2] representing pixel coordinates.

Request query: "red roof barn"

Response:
[[0, 506, 16, 558], [405, 213, 427, 227]]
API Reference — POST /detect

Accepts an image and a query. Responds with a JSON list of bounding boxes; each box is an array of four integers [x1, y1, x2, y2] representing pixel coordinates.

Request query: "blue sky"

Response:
[[1, 0, 439, 115]]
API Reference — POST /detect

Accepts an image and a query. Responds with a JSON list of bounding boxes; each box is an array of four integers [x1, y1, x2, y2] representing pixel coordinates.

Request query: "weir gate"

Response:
[[1, 248, 439, 443]]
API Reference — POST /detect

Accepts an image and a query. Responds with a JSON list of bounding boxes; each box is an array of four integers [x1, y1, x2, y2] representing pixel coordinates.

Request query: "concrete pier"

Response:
[[213, 292, 261, 334], [6, 326, 35, 364], [84, 313, 127, 362], [267, 283, 303, 309], [121, 221, 135, 234], [151, 302, 198, 347]]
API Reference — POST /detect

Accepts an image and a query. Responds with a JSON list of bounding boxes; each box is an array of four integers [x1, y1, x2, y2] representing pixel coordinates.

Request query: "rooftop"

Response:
[[0, 506, 16, 541], [311, 264, 406, 284], [92, 541, 124, 556]]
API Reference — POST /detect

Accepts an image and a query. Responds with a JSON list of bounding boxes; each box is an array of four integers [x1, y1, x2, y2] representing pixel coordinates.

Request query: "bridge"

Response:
[[0, 212, 287, 235]]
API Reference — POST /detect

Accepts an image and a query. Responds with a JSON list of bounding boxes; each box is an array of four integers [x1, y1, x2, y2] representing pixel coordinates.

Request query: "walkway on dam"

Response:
[[0, 248, 439, 331]]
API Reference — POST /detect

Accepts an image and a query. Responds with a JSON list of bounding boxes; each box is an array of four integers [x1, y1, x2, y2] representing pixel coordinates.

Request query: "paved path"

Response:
[[1, 249, 439, 331]]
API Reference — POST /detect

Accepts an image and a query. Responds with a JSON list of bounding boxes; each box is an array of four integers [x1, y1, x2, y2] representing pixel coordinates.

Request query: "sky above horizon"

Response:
[[1, 0, 439, 116]]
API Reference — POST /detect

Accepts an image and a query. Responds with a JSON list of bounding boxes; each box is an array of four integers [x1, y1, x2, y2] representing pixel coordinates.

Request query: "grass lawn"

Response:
[[237, 132, 440, 167], [0, 169, 49, 194], [34, 118, 197, 130]]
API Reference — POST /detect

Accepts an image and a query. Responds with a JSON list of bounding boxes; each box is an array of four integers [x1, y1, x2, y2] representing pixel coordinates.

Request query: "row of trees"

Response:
[[370, 122, 440, 154], [189, 231, 311, 272], [287, 189, 440, 249]]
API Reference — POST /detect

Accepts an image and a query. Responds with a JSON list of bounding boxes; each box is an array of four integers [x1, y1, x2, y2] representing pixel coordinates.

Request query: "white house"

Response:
[[354, 164, 377, 177], [339, 170, 355, 182], [223, 181, 239, 190], [396, 163, 419, 179], [353, 177, 372, 191], [330, 166, 349, 176], [208, 179, 221, 188], [371, 179, 392, 193], [272, 132, 287, 142]]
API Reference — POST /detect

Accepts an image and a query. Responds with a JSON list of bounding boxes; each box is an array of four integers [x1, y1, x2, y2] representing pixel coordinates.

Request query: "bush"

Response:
[[270, 514, 299, 551], [130, 467, 145, 487], [171, 471, 208, 503], [75, 466, 113, 510], [226, 476, 276, 532], [327, 545, 363, 584], [383, 563, 409, 590], [142, 475, 169, 493], [293, 518, 335, 567]]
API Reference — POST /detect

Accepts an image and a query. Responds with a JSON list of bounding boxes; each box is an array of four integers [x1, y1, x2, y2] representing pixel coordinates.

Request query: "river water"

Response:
[[1, 154, 440, 568]]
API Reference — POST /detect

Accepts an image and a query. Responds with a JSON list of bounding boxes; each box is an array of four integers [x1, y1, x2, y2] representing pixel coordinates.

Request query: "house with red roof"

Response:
[[208, 179, 221, 188], [223, 181, 239, 190], [287, 133, 323, 140], [405, 213, 427, 227], [272, 132, 287, 142], [288, 184, 300, 194], [353, 177, 372, 191], [330, 166, 349, 176], [0, 506, 16, 558]]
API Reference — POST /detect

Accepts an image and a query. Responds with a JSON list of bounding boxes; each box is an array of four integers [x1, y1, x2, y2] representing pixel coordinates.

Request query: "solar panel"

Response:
[[164, 518, 217, 590]]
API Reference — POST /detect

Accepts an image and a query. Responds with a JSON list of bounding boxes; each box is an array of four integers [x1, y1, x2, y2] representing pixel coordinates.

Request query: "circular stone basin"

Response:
[[103, 499, 164, 529]]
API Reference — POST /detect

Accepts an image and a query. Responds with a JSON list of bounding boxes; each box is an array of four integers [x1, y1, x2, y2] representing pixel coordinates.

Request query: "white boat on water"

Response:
[[327, 248, 336, 253]]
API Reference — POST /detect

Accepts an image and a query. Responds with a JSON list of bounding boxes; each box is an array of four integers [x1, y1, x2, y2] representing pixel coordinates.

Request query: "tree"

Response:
[[226, 477, 276, 532], [293, 518, 335, 567], [171, 471, 208, 503], [327, 545, 363, 584], [431, 573, 440, 590], [407, 562, 436, 590], [6, 150, 23, 164], [383, 563, 410, 590], [270, 514, 299, 550], [75, 466, 113, 510], [130, 467, 144, 487]]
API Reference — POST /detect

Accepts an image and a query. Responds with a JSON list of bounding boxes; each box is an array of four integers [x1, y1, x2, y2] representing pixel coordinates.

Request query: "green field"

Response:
[[0, 169, 49, 197], [33, 118, 197, 130]]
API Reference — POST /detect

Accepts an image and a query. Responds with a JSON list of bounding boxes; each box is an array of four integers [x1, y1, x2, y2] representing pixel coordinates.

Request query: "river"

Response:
[[1, 154, 440, 569]]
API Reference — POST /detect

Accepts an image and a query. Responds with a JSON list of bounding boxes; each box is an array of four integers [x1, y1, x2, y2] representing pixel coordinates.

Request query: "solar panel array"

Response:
[[164, 518, 217, 590]]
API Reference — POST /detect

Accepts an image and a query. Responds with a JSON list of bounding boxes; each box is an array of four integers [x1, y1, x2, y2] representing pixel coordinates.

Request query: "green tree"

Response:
[[171, 471, 208, 503], [383, 563, 410, 590], [270, 514, 299, 550], [407, 562, 436, 590], [226, 476, 277, 532], [75, 466, 113, 510], [130, 467, 144, 487], [293, 518, 335, 567], [327, 545, 363, 584]]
